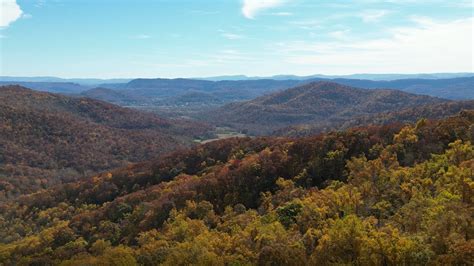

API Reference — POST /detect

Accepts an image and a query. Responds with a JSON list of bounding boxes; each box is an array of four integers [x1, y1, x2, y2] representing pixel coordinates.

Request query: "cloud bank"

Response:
[[242, 0, 287, 19], [279, 17, 474, 73], [1, 0, 23, 27]]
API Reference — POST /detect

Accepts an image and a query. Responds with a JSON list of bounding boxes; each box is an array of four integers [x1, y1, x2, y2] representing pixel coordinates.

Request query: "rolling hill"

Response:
[[111, 76, 474, 104], [330, 76, 474, 100], [205, 81, 449, 135], [0, 85, 211, 199], [2, 76, 472, 109], [277, 100, 474, 136], [114, 78, 308, 104], [81, 87, 132, 105], [0, 81, 90, 94]]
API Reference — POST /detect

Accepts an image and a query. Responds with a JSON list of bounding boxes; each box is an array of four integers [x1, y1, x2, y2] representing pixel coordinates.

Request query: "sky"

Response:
[[0, 0, 473, 78]]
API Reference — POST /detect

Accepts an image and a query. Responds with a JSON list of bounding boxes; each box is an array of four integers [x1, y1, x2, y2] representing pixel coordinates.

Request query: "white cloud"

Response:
[[242, 0, 288, 19], [210, 49, 254, 63], [221, 33, 244, 40], [277, 17, 474, 73], [359, 10, 389, 23], [34, 0, 45, 8], [0, 0, 23, 27], [454, 0, 474, 8], [272, 12, 292, 16], [131, 34, 151, 39], [328, 29, 350, 40], [289, 19, 321, 30]]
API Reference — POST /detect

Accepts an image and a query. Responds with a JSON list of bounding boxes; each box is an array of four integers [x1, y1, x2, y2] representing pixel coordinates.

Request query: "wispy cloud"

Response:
[[453, 0, 474, 8], [288, 9, 390, 31], [328, 29, 351, 40], [221, 33, 244, 40], [242, 0, 289, 19], [211, 49, 255, 63], [133, 50, 256, 71], [289, 19, 321, 30], [189, 10, 220, 15], [359, 10, 390, 23], [22, 13, 32, 19], [272, 12, 293, 16], [34, 0, 45, 8], [276, 17, 473, 73], [1, 0, 23, 27], [131, 34, 151, 39]]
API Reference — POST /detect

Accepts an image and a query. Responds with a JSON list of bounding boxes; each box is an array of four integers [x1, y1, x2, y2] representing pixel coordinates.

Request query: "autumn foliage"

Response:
[[0, 110, 472, 264], [0, 85, 211, 199]]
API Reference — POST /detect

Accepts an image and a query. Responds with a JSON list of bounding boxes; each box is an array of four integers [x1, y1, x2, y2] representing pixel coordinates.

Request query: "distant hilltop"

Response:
[[196, 72, 474, 81]]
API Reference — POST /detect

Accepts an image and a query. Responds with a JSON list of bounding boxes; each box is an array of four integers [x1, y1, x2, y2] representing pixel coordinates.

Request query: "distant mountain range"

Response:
[[203, 81, 453, 135], [2, 75, 473, 103], [102, 76, 474, 101], [0, 81, 90, 94], [198, 72, 474, 81], [110, 78, 310, 104], [326, 77, 474, 100], [0, 85, 210, 199], [3, 73, 472, 85], [0, 76, 131, 85]]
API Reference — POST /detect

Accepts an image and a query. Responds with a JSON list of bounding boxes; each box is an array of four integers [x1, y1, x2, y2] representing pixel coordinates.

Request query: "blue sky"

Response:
[[0, 0, 473, 78]]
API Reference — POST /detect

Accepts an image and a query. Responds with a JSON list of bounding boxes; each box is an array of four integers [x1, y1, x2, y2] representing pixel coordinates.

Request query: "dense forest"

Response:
[[0, 110, 472, 265], [0, 85, 211, 199], [205, 81, 448, 135], [278, 100, 474, 137]]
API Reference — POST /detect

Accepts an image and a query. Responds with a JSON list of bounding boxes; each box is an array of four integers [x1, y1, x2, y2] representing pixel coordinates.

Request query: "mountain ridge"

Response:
[[2, 76, 472, 104], [205, 81, 448, 135], [0, 85, 211, 199]]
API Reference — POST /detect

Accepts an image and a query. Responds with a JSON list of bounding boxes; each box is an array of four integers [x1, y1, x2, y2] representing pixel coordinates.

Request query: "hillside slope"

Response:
[[112, 76, 474, 104], [277, 100, 474, 136], [0, 85, 210, 199], [331, 76, 474, 100], [0, 111, 473, 264], [81, 87, 132, 105], [115, 78, 308, 104], [206, 81, 448, 135], [0, 81, 89, 94]]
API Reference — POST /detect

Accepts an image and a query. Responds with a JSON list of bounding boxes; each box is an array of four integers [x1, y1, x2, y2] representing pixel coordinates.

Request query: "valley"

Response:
[[0, 75, 473, 265], [194, 127, 248, 144], [1, 76, 472, 202], [0, 85, 212, 200]]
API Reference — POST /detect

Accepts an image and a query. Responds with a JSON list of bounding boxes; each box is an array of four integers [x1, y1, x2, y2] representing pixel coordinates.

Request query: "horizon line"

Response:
[[1, 71, 473, 80]]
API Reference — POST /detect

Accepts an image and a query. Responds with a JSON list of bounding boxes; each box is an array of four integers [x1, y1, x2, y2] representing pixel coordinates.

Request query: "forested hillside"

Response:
[[0, 85, 211, 199], [96, 78, 309, 107], [0, 82, 89, 94], [80, 87, 131, 105], [277, 100, 474, 136], [330, 76, 474, 100], [206, 81, 447, 135], [1, 110, 472, 265]]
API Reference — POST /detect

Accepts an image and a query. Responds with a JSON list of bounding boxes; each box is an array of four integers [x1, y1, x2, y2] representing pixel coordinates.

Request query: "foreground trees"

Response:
[[0, 111, 473, 265]]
